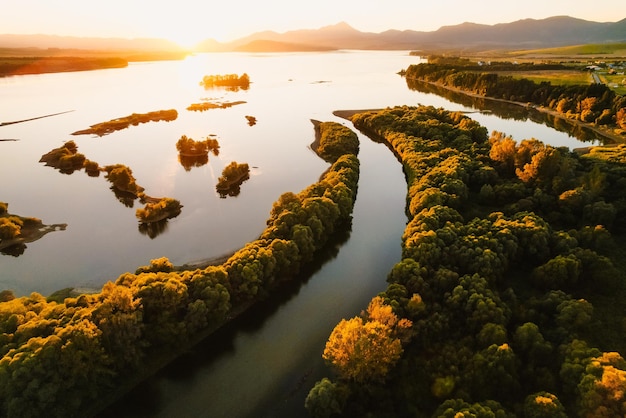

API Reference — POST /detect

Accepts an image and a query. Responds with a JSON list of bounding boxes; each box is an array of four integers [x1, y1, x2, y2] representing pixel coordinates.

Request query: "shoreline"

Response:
[[406, 77, 625, 145]]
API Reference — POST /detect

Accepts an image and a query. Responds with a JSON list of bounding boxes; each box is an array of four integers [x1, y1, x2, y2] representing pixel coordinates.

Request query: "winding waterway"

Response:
[[0, 51, 603, 417]]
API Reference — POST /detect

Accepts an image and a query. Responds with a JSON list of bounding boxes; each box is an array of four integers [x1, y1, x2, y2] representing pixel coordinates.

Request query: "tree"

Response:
[[323, 297, 411, 383], [531, 254, 581, 289], [90, 282, 145, 369], [578, 352, 626, 417], [489, 131, 517, 175], [305, 378, 349, 418], [432, 398, 513, 418], [523, 392, 567, 418]]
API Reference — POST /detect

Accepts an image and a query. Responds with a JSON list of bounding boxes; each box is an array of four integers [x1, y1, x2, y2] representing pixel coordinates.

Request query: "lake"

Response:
[[0, 51, 601, 417]]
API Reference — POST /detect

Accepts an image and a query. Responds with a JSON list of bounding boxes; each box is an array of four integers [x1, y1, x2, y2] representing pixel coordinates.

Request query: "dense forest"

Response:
[[0, 122, 359, 417], [404, 63, 626, 136], [306, 105, 626, 417]]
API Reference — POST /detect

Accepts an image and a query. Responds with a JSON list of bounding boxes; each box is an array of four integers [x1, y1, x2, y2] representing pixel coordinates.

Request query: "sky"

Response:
[[2, 0, 624, 48]]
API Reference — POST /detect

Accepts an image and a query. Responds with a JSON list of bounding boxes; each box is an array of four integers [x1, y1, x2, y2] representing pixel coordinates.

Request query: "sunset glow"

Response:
[[2, 0, 623, 45]]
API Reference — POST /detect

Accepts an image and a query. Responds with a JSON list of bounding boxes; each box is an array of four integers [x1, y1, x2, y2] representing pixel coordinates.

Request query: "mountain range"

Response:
[[1, 16, 625, 53]]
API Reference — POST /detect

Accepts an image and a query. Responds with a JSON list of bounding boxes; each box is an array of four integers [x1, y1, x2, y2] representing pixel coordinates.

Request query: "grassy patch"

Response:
[[512, 42, 626, 57], [599, 72, 626, 95], [503, 70, 593, 86]]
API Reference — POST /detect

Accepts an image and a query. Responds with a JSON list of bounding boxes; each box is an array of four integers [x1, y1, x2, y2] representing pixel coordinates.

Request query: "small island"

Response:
[[176, 135, 220, 157], [71, 109, 178, 136], [39, 140, 88, 174], [216, 161, 250, 198], [200, 73, 250, 91], [0, 202, 67, 257], [39, 141, 183, 227], [245, 115, 257, 126], [186, 100, 246, 112], [176, 135, 220, 171], [103, 164, 146, 199], [136, 197, 183, 224]]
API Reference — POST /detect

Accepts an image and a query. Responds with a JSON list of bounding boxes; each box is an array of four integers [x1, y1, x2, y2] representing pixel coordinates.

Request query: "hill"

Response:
[[202, 16, 626, 52], [1, 16, 625, 53]]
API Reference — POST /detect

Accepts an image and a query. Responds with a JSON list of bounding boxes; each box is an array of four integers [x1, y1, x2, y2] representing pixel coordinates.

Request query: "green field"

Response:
[[599, 72, 626, 95], [506, 70, 593, 86], [511, 42, 626, 57]]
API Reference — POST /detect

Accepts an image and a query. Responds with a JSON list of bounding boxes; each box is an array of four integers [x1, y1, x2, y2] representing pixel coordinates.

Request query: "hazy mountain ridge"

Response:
[[1, 16, 625, 53], [213, 16, 626, 51]]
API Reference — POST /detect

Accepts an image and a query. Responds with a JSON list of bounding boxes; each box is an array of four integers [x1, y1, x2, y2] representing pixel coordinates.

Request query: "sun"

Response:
[[146, 21, 216, 50], [164, 30, 207, 50]]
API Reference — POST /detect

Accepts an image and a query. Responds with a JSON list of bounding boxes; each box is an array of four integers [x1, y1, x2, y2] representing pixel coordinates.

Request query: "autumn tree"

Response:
[[322, 297, 411, 383]]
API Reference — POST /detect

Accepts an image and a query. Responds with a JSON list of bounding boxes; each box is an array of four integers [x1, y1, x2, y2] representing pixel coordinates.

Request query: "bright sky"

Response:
[[3, 0, 624, 48]]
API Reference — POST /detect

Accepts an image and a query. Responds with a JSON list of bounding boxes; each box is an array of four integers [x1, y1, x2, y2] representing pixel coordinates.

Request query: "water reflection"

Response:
[[1, 243, 27, 257], [101, 220, 352, 417], [176, 135, 220, 171], [216, 162, 251, 198], [406, 78, 609, 144], [138, 219, 170, 239], [110, 187, 137, 208], [178, 153, 209, 171], [39, 141, 184, 230]]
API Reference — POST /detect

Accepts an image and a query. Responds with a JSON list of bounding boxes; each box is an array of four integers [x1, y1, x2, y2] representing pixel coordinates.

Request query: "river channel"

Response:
[[0, 51, 603, 417]]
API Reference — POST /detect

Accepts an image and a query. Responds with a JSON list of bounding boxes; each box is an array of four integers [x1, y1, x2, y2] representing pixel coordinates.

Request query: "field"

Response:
[[504, 70, 594, 86], [507, 42, 626, 58], [599, 72, 626, 95]]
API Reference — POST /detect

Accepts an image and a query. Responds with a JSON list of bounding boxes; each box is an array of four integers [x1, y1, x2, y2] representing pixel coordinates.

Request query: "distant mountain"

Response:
[[1, 16, 625, 53], [197, 16, 626, 52]]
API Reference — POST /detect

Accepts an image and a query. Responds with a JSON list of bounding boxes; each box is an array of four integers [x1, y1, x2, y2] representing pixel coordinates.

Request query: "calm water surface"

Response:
[[1, 51, 600, 417], [1, 51, 595, 295]]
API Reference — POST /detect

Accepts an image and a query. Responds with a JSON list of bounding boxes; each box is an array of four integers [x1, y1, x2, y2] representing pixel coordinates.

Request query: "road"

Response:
[[591, 71, 602, 84]]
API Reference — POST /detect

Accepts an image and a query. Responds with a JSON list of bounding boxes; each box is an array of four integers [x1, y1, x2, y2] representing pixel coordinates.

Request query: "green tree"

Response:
[[305, 378, 349, 418], [523, 392, 567, 418]]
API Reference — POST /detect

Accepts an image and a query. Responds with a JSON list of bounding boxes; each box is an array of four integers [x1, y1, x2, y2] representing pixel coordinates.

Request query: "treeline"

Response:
[[404, 63, 626, 132], [421, 55, 567, 71], [0, 56, 128, 77], [0, 121, 359, 417], [200, 73, 250, 91], [307, 105, 626, 417]]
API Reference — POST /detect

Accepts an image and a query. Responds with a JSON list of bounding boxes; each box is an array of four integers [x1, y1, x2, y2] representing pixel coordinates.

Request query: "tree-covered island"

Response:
[[215, 161, 251, 198], [200, 73, 250, 91], [39, 141, 183, 227], [307, 105, 626, 418], [0, 121, 360, 417], [71, 109, 178, 136], [176, 134, 220, 171], [0, 202, 67, 257]]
